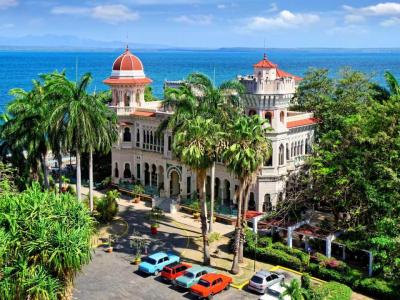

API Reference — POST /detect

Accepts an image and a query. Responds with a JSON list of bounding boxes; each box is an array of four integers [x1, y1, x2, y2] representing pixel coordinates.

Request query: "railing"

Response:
[[109, 106, 134, 115]]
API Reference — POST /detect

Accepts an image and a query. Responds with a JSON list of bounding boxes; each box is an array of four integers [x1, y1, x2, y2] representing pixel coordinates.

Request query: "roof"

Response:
[[255, 270, 271, 278], [254, 54, 277, 68], [149, 252, 167, 260], [112, 46, 143, 71], [131, 111, 156, 117], [103, 77, 152, 85], [276, 69, 303, 81], [200, 273, 221, 282], [287, 117, 319, 129], [245, 211, 264, 220]]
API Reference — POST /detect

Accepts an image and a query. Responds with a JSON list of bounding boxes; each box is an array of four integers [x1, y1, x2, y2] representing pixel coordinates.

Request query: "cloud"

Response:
[[171, 14, 213, 25], [344, 14, 365, 24], [245, 10, 319, 31], [122, 0, 198, 5], [51, 4, 139, 24], [0, 23, 14, 29], [380, 17, 400, 26], [344, 2, 400, 16], [217, 4, 226, 9], [0, 0, 17, 9]]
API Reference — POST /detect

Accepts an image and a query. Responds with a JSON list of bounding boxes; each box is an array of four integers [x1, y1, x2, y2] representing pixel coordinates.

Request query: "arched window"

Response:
[[305, 138, 309, 154], [286, 143, 290, 160], [136, 91, 140, 104], [291, 143, 294, 157], [114, 162, 119, 178], [123, 163, 131, 179], [123, 127, 131, 142], [124, 93, 130, 107], [265, 111, 272, 125], [280, 111, 285, 123], [136, 128, 140, 147], [301, 140, 304, 155], [265, 150, 273, 166], [279, 144, 284, 165]]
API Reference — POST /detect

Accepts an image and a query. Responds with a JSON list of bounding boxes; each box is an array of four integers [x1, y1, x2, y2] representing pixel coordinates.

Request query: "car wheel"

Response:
[[154, 270, 159, 276], [224, 284, 230, 291], [207, 294, 213, 300]]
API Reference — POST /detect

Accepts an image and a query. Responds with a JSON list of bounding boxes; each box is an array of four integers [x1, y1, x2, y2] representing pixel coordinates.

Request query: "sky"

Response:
[[0, 0, 400, 48]]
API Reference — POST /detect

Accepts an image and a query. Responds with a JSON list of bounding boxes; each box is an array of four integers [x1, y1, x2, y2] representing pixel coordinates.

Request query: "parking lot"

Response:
[[73, 249, 261, 300]]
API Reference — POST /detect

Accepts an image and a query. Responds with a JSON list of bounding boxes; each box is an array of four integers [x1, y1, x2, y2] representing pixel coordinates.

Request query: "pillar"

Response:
[[326, 234, 334, 258], [287, 227, 293, 248]]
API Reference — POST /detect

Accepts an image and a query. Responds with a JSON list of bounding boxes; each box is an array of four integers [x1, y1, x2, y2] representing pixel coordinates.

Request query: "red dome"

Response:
[[112, 46, 143, 71]]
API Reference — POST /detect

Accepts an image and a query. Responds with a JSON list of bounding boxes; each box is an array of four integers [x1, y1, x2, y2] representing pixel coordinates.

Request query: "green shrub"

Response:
[[209, 232, 221, 243], [354, 278, 399, 300], [96, 190, 119, 223], [301, 273, 311, 289], [315, 282, 352, 300]]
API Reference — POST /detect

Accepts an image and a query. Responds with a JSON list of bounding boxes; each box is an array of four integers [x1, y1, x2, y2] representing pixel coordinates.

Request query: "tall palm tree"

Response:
[[86, 93, 118, 211], [173, 116, 222, 265], [222, 115, 271, 274], [46, 73, 94, 201]]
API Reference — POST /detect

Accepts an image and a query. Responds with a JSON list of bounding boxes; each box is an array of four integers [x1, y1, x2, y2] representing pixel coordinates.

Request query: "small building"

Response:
[[105, 48, 317, 213]]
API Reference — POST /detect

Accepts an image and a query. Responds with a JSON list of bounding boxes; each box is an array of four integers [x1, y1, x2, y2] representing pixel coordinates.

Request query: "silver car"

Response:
[[248, 270, 285, 294]]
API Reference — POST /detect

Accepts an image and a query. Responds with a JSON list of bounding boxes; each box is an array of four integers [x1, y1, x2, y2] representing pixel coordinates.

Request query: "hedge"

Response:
[[316, 282, 352, 300], [242, 230, 400, 300]]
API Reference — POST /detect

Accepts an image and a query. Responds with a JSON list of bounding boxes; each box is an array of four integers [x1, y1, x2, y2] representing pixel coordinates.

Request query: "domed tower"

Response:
[[104, 46, 152, 115]]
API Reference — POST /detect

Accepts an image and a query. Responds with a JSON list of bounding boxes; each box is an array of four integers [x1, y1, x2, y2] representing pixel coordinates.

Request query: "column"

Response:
[[326, 234, 333, 258], [287, 227, 293, 248]]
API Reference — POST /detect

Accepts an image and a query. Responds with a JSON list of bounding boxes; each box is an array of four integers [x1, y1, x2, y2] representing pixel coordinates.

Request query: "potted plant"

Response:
[[105, 234, 113, 253], [149, 207, 163, 235], [132, 184, 144, 203], [130, 231, 147, 264], [193, 212, 200, 219]]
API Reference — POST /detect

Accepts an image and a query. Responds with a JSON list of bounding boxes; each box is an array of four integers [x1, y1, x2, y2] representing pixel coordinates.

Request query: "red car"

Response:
[[160, 262, 192, 282], [190, 273, 232, 299]]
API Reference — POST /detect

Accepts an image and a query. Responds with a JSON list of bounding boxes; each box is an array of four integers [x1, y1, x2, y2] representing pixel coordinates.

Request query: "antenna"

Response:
[[126, 32, 129, 50]]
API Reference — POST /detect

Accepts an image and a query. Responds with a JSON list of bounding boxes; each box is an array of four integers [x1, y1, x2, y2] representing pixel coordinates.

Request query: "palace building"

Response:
[[105, 47, 317, 213]]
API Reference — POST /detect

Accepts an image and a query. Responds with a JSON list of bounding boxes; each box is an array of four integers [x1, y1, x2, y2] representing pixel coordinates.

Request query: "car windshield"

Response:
[[163, 268, 172, 273], [251, 275, 264, 284], [144, 257, 157, 265], [197, 279, 210, 287], [184, 272, 195, 278]]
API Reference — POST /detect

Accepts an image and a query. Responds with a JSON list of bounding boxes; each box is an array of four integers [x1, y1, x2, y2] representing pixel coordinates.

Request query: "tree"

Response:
[[222, 115, 271, 274], [280, 279, 306, 300], [173, 116, 222, 265], [46, 73, 94, 201]]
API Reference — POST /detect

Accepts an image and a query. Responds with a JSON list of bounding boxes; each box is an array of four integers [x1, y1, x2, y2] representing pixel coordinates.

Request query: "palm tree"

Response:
[[173, 116, 222, 265], [384, 71, 400, 96], [222, 115, 271, 274], [280, 279, 306, 300], [46, 72, 94, 201], [86, 93, 118, 211]]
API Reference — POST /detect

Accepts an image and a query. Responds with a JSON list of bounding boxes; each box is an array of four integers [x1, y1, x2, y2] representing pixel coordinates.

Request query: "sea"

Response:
[[1, 48, 400, 112]]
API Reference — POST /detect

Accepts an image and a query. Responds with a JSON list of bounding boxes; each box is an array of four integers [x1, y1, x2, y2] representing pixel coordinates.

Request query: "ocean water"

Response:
[[1, 49, 400, 112]]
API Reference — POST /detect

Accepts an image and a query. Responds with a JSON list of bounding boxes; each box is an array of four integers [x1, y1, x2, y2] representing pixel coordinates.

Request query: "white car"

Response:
[[259, 282, 290, 300], [248, 270, 285, 294]]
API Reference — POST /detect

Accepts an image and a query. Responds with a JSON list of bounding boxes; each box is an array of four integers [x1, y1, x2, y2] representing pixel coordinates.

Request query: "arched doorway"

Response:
[[169, 170, 180, 197], [224, 180, 231, 206], [151, 164, 157, 186], [214, 177, 220, 200], [114, 162, 119, 178], [144, 163, 150, 186], [248, 192, 256, 211], [123, 163, 131, 179], [263, 194, 272, 212], [158, 166, 164, 191]]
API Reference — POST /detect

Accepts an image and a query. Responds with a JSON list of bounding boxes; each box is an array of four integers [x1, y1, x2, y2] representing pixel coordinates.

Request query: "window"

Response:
[[136, 163, 141, 179], [280, 111, 285, 123], [123, 127, 131, 142], [265, 111, 272, 125], [114, 162, 119, 178], [124, 93, 130, 107], [286, 143, 289, 160], [265, 150, 273, 166], [123, 163, 131, 179], [136, 128, 140, 147], [278, 144, 284, 165], [168, 135, 172, 151]]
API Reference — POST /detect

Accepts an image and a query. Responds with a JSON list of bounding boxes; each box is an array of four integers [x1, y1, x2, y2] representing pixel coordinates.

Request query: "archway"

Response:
[[249, 192, 256, 211], [263, 194, 272, 212], [224, 180, 231, 206], [144, 163, 150, 186], [265, 111, 272, 125], [123, 127, 131, 142], [114, 162, 119, 178], [123, 163, 131, 179], [169, 170, 180, 197], [158, 166, 164, 191], [214, 177, 221, 200], [151, 164, 157, 186]]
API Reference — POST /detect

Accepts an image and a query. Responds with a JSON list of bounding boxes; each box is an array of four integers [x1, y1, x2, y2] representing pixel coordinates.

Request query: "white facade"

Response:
[[106, 51, 316, 213]]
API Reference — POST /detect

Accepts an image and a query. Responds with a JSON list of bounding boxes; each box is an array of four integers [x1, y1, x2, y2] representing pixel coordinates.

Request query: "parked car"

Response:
[[190, 273, 232, 299], [174, 265, 214, 289], [160, 262, 192, 282], [138, 252, 180, 275], [248, 270, 285, 294], [259, 282, 290, 300]]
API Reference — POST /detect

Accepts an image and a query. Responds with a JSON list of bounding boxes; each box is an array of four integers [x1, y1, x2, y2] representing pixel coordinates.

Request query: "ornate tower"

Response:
[[104, 46, 152, 115]]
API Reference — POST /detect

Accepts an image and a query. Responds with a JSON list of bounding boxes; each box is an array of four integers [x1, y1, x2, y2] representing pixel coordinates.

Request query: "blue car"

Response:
[[138, 252, 180, 275]]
